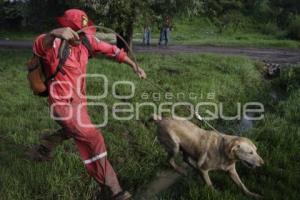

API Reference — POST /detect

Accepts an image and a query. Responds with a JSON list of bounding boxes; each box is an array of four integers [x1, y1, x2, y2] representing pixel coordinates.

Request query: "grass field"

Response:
[[0, 30, 37, 41], [134, 17, 300, 48], [0, 49, 299, 200]]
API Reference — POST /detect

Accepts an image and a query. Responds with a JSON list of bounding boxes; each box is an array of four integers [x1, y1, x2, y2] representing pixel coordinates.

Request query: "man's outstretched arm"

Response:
[[123, 56, 147, 79], [35, 28, 146, 79], [88, 36, 147, 79]]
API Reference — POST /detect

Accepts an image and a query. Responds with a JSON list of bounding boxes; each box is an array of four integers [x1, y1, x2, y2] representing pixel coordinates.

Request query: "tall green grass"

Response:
[[1, 16, 299, 48], [134, 17, 300, 48], [0, 49, 299, 199]]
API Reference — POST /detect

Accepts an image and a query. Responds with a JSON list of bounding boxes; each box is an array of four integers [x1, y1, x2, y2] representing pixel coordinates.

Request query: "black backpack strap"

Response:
[[45, 40, 70, 83], [44, 34, 93, 83], [81, 34, 94, 58]]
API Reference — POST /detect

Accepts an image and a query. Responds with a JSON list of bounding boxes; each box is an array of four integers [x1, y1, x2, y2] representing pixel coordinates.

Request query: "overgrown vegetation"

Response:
[[160, 66, 300, 200], [1, 0, 299, 46], [0, 49, 299, 199], [134, 17, 300, 48], [200, 0, 300, 40], [1, 16, 299, 48]]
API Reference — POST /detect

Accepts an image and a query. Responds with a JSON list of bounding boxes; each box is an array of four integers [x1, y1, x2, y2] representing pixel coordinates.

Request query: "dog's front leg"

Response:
[[168, 155, 187, 176], [183, 152, 207, 169], [183, 152, 197, 169], [228, 167, 262, 199], [200, 170, 213, 188], [197, 152, 207, 168]]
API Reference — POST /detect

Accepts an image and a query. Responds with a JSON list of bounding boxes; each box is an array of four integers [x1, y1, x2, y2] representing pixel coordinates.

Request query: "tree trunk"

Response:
[[116, 22, 133, 52]]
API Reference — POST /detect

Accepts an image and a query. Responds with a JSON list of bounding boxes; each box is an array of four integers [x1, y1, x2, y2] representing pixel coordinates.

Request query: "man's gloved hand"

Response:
[[132, 63, 147, 79], [50, 27, 80, 43], [123, 56, 147, 79]]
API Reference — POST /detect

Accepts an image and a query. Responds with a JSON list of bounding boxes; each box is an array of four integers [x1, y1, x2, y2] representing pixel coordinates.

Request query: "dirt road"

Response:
[[134, 44, 300, 65], [0, 40, 299, 64]]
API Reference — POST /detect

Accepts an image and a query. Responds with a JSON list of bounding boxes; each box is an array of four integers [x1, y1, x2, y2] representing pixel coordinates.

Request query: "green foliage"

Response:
[[1, 0, 300, 42], [0, 0, 69, 31], [24, 0, 68, 31], [287, 15, 300, 40], [1, 49, 300, 199], [259, 22, 281, 36], [252, 0, 274, 21], [0, 0, 25, 29], [141, 16, 299, 48], [272, 65, 300, 93], [199, 0, 300, 38], [280, 89, 300, 124], [201, 0, 245, 32], [67, 0, 203, 47]]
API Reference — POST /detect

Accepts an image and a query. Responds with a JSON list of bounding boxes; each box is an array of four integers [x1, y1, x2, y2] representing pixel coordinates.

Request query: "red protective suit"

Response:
[[33, 9, 127, 195]]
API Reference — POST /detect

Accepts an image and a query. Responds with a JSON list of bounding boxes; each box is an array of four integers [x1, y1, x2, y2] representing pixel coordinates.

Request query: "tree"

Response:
[[201, 0, 246, 32], [69, 0, 202, 51], [0, 0, 25, 30], [270, 0, 300, 27], [0, 0, 69, 31]]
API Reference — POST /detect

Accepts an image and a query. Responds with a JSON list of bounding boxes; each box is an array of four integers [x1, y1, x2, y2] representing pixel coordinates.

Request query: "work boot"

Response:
[[113, 191, 132, 200]]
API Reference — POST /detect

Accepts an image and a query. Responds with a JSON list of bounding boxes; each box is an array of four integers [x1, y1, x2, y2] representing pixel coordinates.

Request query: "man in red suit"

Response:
[[29, 9, 146, 200]]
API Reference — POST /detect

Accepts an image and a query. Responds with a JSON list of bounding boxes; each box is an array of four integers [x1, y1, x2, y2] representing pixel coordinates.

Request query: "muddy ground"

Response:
[[0, 40, 299, 65], [134, 44, 300, 65]]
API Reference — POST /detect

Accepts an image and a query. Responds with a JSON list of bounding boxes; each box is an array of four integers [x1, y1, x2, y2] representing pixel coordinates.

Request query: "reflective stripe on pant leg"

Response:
[[76, 139, 122, 194], [54, 102, 122, 193], [84, 151, 107, 165]]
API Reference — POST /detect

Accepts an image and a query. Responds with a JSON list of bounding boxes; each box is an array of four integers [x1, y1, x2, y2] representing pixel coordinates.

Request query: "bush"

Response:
[[0, 1, 25, 30], [0, 0, 69, 32], [287, 15, 300, 40], [280, 89, 300, 124], [252, 0, 274, 22], [260, 22, 280, 35], [272, 65, 300, 93], [221, 10, 254, 32]]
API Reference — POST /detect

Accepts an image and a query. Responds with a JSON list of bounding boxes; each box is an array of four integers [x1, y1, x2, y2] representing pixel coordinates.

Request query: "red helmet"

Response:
[[57, 9, 95, 34]]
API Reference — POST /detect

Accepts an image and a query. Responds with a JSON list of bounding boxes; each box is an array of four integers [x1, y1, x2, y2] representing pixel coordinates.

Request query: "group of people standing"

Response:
[[143, 16, 172, 46]]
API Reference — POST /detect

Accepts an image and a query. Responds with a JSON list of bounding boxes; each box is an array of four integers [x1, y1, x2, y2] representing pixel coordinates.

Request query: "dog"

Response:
[[152, 114, 264, 199]]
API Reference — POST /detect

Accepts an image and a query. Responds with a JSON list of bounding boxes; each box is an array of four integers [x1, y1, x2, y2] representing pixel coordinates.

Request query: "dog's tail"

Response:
[[152, 113, 162, 122]]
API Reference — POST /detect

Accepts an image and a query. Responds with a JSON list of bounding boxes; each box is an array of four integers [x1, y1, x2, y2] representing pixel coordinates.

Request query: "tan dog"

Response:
[[152, 114, 264, 199]]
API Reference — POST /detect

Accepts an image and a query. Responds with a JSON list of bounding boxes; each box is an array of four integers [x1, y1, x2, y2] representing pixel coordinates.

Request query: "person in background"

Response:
[[158, 16, 172, 46], [143, 25, 151, 46]]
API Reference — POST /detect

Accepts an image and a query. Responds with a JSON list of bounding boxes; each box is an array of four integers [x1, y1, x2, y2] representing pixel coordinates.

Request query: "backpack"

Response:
[[27, 34, 94, 97]]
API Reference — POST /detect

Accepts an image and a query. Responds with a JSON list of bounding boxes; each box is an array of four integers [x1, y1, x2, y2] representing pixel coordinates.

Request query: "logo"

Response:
[[82, 15, 88, 27]]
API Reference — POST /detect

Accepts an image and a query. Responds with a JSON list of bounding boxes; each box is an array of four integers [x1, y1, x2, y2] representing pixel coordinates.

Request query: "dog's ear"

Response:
[[225, 138, 240, 159]]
